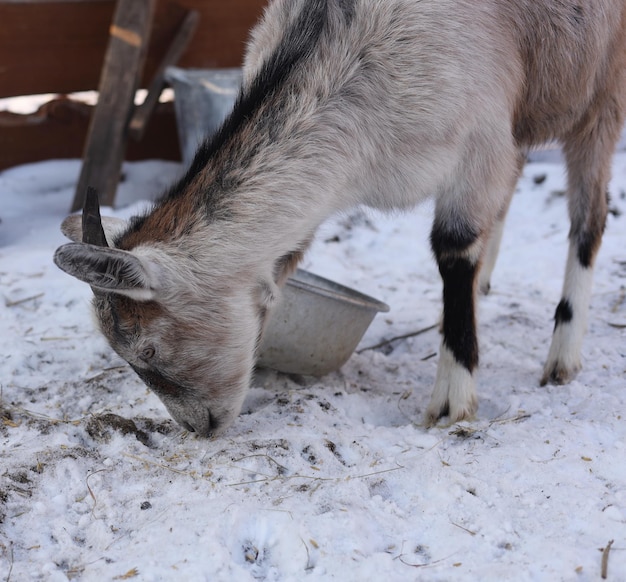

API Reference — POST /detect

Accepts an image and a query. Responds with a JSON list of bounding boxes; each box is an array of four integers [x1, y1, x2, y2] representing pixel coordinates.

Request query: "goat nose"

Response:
[[180, 411, 217, 437], [181, 420, 196, 433], [207, 409, 220, 432], [172, 407, 219, 437]]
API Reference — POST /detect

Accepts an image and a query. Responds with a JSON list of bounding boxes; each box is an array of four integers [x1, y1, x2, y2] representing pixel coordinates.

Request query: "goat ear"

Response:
[[60, 215, 128, 246], [53, 243, 160, 301]]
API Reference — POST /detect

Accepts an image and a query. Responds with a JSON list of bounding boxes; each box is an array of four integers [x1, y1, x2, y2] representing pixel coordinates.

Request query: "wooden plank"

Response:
[[72, 0, 156, 211], [0, 99, 180, 172], [129, 8, 199, 141], [0, 0, 266, 99], [0, 0, 266, 177]]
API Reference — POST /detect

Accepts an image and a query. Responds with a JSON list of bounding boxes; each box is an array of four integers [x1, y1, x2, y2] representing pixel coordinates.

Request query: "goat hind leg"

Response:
[[541, 113, 620, 385]]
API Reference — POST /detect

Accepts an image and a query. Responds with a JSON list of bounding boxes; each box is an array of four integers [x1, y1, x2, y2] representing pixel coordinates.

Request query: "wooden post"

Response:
[[129, 9, 200, 142], [71, 0, 156, 212]]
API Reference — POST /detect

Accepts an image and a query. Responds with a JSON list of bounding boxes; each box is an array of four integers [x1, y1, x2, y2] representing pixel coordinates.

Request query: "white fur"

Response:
[[426, 344, 478, 426], [542, 245, 594, 384]]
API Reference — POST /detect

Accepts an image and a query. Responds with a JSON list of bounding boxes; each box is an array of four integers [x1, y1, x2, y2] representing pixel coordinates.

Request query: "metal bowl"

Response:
[[257, 269, 389, 376]]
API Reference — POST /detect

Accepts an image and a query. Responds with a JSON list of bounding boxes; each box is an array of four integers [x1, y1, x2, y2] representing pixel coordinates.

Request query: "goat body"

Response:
[[55, 0, 626, 436]]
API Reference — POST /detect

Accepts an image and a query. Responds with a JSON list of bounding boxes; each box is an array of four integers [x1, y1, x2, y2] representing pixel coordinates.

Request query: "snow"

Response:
[[1, 141, 625, 580]]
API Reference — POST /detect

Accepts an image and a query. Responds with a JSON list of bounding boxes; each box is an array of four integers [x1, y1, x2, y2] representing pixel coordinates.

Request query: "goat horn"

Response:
[[82, 187, 109, 247]]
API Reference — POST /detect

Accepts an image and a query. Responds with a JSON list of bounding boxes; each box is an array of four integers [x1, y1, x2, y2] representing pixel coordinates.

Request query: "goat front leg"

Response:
[[426, 220, 483, 426]]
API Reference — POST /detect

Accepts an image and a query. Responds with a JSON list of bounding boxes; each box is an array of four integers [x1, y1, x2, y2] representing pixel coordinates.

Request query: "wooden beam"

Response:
[[129, 8, 199, 141], [72, 0, 156, 212]]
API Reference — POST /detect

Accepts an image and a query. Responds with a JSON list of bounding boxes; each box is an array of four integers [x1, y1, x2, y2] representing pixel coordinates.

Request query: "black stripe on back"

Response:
[[169, 0, 330, 201]]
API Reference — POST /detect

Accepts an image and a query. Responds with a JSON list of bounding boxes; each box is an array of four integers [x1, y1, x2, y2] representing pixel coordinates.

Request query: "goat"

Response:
[[54, 0, 626, 436]]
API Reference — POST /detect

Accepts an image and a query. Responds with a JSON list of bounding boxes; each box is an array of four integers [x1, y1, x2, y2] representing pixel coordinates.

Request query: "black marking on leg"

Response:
[[573, 191, 608, 268], [553, 299, 573, 330], [430, 219, 479, 258], [438, 257, 479, 372], [431, 221, 480, 372], [576, 229, 603, 269]]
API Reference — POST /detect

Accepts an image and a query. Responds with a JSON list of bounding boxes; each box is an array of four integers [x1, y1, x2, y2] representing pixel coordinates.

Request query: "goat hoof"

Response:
[[540, 362, 581, 386], [425, 404, 448, 428], [425, 395, 478, 428]]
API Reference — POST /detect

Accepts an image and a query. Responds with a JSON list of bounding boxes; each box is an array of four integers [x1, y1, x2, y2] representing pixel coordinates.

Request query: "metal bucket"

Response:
[[164, 66, 242, 166], [257, 270, 389, 376]]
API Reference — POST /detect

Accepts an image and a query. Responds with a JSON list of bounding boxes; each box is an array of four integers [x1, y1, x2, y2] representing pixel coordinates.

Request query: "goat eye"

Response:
[[141, 346, 156, 361]]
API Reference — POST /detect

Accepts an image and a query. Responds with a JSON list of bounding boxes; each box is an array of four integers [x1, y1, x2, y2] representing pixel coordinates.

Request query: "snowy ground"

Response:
[[1, 142, 625, 581]]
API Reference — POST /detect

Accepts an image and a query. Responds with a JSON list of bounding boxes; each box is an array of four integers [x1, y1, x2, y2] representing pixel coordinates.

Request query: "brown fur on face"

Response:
[[95, 294, 164, 350]]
